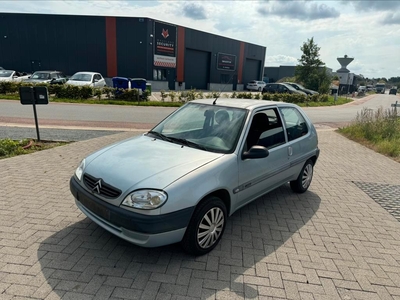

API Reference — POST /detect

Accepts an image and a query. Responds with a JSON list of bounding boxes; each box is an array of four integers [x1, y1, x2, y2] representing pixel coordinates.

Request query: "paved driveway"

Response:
[[0, 129, 400, 299]]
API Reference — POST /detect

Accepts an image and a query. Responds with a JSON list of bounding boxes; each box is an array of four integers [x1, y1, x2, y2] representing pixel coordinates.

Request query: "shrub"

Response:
[[160, 90, 167, 102], [236, 92, 253, 99], [169, 91, 177, 102], [0, 81, 18, 94], [0, 138, 27, 157], [186, 89, 197, 101], [118, 88, 141, 101]]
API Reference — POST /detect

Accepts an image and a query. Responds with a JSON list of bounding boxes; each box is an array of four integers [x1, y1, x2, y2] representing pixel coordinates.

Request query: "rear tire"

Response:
[[181, 196, 227, 256], [290, 159, 314, 193]]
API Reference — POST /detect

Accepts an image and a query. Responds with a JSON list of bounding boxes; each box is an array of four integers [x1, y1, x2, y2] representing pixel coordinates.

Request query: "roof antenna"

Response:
[[213, 73, 236, 105]]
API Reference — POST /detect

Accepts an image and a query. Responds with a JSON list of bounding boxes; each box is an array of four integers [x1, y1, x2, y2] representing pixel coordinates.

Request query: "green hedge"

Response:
[[0, 81, 149, 101]]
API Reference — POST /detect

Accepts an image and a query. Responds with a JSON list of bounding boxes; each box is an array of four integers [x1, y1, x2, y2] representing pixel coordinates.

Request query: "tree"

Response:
[[295, 37, 331, 94]]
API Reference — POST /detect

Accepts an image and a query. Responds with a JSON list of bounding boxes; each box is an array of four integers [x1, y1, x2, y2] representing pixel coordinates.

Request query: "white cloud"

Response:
[[266, 55, 298, 66], [0, 0, 399, 78]]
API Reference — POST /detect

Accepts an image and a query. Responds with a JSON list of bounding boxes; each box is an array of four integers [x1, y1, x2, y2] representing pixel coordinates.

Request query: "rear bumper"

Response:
[[70, 176, 194, 247]]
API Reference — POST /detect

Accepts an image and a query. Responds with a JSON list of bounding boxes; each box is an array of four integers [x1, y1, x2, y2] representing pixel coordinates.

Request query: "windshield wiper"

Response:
[[147, 132, 208, 151], [146, 131, 171, 141], [166, 137, 208, 151]]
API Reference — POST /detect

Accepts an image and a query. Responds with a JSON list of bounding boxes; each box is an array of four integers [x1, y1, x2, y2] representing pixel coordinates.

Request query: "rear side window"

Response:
[[279, 107, 308, 141]]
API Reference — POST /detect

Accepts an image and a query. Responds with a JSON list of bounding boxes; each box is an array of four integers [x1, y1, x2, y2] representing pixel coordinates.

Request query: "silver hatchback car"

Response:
[[70, 99, 319, 255]]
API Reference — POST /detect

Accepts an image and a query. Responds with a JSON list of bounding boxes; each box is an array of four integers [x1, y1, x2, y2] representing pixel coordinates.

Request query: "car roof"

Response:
[[33, 70, 62, 73], [74, 72, 98, 75], [191, 98, 296, 110]]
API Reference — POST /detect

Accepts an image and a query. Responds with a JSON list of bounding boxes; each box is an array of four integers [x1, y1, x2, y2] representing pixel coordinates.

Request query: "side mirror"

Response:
[[242, 145, 269, 160]]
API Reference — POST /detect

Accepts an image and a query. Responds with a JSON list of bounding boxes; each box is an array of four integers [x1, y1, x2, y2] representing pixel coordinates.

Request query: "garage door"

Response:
[[243, 59, 261, 86], [185, 49, 210, 90]]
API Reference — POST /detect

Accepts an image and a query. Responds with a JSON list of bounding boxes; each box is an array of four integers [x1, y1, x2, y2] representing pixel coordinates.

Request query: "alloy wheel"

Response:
[[197, 207, 225, 249], [302, 164, 313, 189]]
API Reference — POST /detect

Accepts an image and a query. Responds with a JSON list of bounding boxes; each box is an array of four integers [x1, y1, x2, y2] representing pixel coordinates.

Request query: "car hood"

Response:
[[305, 89, 318, 95], [84, 135, 224, 192], [67, 80, 91, 86]]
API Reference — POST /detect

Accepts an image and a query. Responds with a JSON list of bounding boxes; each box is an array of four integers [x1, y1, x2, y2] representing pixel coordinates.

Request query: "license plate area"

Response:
[[79, 193, 111, 221]]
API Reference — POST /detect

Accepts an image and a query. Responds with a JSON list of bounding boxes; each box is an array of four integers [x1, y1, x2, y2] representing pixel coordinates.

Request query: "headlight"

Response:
[[122, 190, 167, 210], [75, 159, 85, 181]]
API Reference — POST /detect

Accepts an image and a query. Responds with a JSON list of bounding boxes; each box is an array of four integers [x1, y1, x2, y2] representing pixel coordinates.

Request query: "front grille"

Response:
[[83, 174, 122, 198]]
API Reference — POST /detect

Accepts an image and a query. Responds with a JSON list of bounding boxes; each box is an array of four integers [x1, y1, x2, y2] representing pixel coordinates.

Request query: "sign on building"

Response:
[[154, 21, 176, 68], [217, 53, 237, 71]]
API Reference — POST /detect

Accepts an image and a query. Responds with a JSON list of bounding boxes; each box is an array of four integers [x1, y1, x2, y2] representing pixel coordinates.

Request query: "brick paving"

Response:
[[0, 129, 400, 299]]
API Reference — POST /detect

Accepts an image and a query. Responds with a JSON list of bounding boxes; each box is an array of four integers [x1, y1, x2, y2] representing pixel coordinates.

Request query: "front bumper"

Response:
[[70, 176, 194, 247]]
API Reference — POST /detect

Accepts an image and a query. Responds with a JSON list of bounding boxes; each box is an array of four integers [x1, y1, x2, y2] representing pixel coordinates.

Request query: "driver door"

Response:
[[235, 108, 290, 210]]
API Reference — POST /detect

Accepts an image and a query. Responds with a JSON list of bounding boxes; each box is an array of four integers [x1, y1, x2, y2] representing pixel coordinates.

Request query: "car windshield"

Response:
[[31, 72, 50, 79], [0, 70, 13, 77], [295, 83, 305, 89], [149, 103, 247, 153], [284, 84, 297, 91], [70, 73, 92, 81]]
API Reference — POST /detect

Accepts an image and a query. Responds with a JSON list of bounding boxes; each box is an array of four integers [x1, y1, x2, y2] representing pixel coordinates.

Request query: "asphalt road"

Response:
[[1, 93, 399, 141]]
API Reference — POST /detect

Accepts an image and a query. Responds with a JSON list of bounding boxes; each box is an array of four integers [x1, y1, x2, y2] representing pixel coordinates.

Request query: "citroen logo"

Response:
[[92, 179, 102, 194]]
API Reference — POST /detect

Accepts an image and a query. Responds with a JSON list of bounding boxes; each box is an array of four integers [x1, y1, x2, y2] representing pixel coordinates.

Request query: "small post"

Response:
[[32, 96, 41, 142]]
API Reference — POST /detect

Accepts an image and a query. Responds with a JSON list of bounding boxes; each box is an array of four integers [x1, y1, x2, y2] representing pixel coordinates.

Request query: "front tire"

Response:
[[181, 196, 227, 256], [290, 159, 314, 193]]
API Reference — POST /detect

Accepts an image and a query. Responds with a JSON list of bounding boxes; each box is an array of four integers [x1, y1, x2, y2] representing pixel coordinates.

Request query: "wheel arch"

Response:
[[196, 189, 231, 215], [309, 155, 318, 166]]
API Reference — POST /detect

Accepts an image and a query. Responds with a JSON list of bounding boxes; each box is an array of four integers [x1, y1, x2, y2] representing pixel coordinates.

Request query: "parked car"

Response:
[[246, 80, 266, 91], [262, 83, 307, 95], [0, 70, 30, 82], [24, 71, 67, 84], [358, 86, 366, 93], [70, 98, 319, 255], [389, 87, 397, 95], [284, 82, 319, 95], [67, 72, 107, 87]]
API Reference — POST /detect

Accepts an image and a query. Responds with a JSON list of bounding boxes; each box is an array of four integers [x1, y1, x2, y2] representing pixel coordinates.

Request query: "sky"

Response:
[[2, 0, 400, 79]]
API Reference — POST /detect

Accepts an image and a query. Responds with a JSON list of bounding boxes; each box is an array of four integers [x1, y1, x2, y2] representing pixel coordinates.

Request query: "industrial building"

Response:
[[0, 13, 266, 91]]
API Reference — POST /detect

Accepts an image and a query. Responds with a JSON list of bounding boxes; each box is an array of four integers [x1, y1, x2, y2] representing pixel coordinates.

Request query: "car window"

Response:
[[257, 108, 286, 149], [32, 72, 50, 79], [0, 70, 13, 77], [70, 73, 92, 81], [278, 85, 287, 92], [50, 73, 58, 79], [279, 107, 308, 141]]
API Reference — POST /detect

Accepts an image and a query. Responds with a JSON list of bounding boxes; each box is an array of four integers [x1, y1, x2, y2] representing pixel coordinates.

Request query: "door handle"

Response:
[[288, 146, 293, 156]]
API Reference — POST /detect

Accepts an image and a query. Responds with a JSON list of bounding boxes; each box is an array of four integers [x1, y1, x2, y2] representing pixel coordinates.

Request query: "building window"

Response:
[[153, 69, 167, 81]]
